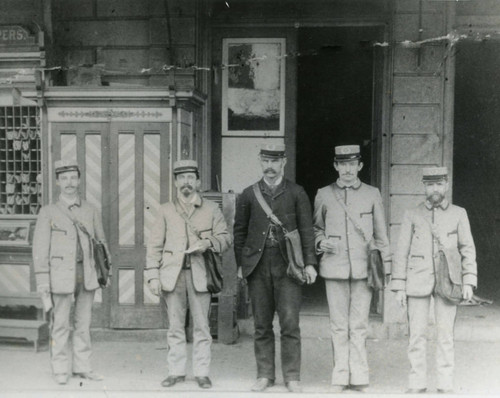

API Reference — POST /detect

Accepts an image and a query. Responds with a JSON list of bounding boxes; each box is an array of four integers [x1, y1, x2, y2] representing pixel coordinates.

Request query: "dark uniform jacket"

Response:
[[234, 178, 317, 278]]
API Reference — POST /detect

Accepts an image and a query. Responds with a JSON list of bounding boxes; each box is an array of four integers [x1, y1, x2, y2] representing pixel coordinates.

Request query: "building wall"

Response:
[[52, 0, 199, 89], [384, 1, 455, 323]]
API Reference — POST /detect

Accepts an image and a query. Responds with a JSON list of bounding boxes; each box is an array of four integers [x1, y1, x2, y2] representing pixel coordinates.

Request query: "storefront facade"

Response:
[[0, 0, 496, 330]]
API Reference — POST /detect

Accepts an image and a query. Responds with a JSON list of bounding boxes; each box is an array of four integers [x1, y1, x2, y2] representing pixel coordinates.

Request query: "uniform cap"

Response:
[[334, 145, 361, 162], [54, 159, 79, 175], [422, 166, 448, 182], [173, 159, 199, 176], [260, 143, 286, 158]]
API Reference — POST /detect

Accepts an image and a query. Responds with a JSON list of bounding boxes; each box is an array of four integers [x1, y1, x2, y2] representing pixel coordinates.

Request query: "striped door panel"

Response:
[[118, 134, 135, 246], [0, 265, 30, 294], [143, 133, 161, 246]]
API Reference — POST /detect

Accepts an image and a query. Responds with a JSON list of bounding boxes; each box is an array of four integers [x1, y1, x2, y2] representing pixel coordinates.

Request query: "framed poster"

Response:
[[0, 219, 31, 245], [222, 38, 286, 137]]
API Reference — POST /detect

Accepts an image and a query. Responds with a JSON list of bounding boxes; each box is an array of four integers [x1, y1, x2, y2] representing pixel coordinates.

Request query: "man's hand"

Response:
[[463, 284, 474, 301], [385, 274, 392, 287], [105, 276, 112, 288], [148, 279, 161, 296], [185, 239, 212, 254], [395, 290, 407, 308], [304, 265, 317, 285], [319, 238, 338, 254]]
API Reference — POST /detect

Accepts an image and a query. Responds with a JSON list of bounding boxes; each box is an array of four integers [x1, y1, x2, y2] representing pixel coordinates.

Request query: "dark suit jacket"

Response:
[[234, 178, 317, 278]]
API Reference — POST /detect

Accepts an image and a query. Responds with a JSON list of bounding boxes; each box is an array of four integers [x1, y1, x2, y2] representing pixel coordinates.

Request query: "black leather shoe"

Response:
[[161, 375, 185, 387], [195, 376, 212, 389], [406, 388, 427, 394], [251, 377, 275, 392], [437, 389, 453, 394], [350, 384, 369, 393]]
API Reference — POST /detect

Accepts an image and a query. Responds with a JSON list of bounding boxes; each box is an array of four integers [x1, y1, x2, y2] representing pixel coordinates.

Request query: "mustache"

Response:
[[181, 184, 194, 190], [264, 168, 276, 173]]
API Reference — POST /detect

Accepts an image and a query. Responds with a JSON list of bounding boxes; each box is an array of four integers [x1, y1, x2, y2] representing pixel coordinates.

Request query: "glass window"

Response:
[[0, 106, 42, 215]]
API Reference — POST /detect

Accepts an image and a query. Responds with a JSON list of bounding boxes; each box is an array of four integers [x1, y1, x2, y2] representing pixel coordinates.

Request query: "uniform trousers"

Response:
[[163, 269, 212, 377], [407, 294, 457, 391], [51, 261, 95, 375], [247, 246, 302, 382], [325, 278, 372, 386]]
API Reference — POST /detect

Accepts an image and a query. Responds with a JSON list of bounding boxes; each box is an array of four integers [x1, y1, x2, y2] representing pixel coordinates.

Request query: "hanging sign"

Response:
[[0, 26, 35, 46]]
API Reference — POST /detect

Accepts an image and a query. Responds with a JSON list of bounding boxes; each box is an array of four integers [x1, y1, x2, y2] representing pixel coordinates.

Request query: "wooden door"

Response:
[[52, 121, 171, 328], [108, 122, 171, 328]]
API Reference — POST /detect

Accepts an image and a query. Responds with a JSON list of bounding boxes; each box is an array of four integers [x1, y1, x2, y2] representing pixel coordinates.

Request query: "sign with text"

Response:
[[0, 26, 35, 46]]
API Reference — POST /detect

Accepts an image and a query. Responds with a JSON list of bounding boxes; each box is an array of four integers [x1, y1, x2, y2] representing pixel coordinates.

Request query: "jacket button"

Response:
[[258, 249, 262, 252], [262, 232, 266, 235]]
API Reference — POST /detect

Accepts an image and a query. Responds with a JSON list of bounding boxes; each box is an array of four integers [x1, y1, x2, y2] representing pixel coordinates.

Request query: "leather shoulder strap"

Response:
[[330, 185, 370, 244], [174, 205, 202, 239], [252, 183, 285, 230]]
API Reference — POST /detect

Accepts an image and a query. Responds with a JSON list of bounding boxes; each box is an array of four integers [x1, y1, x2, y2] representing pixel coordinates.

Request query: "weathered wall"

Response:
[[385, 0, 455, 323], [52, 0, 199, 88]]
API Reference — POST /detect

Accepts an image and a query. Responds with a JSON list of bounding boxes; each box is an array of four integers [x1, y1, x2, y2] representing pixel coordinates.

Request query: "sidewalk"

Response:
[[1, 330, 500, 397]]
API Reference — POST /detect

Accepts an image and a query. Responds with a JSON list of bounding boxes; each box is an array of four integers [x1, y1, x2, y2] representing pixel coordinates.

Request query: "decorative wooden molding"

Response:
[[48, 107, 172, 122]]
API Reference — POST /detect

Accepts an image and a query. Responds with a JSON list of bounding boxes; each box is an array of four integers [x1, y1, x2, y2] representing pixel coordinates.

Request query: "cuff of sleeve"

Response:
[[144, 267, 159, 283], [390, 278, 406, 292], [206, 236, 220, 252], [315, 240, 324, 255], [35, 272, 49, 288], [463, 274, 477, 288], [304, 254, 318, 267]]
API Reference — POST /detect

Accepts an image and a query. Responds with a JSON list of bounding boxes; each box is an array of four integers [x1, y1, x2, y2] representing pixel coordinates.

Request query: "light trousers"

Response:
[[163, 269, 212, 377], [51, 262, 95, 375], [407, 294, 457, 391], [325, 278, 372, 386]]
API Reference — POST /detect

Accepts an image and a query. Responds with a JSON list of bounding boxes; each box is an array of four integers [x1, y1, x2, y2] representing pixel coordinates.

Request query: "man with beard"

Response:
[[145, 160, 231, 389], [33, 159, 110, 385], [391, 167, 476, 393], [313, 145, 391, 393], [234, 144, 317, 393]]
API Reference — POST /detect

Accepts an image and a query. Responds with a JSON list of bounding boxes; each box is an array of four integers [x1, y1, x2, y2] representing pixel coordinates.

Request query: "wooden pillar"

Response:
[[384, 0, 456, 323]]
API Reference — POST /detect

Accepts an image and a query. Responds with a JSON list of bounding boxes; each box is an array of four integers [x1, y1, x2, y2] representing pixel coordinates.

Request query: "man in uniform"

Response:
[[391, 167, 476, 393], [33, 159, 110, 385], [234, 143, 317, 393], [313, 145, 391, 393], [145, 160, 231, 389]]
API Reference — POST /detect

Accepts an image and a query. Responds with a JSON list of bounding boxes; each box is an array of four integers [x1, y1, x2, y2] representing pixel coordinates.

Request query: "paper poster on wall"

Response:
[[222, 38, 286, 137]]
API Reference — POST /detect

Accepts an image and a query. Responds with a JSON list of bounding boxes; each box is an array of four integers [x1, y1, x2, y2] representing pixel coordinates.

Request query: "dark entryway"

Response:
[[295, 26, 384, 312], [454, 41, 500, 306]]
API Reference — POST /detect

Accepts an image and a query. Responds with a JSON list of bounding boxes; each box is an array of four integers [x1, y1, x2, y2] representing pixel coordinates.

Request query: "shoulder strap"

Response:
[[330, 185, 370, 244], [174, 202, 203, 239], [423, 217, 443, 248], [252, 183, 286, 231], [58, 204, 94, 240]]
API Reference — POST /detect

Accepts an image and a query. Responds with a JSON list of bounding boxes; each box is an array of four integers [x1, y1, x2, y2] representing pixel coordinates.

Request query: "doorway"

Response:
[[296, 26, 384, 313], [454, 41, 500, 306]]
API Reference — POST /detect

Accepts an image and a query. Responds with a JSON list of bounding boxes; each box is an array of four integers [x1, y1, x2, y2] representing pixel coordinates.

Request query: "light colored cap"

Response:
[[422, 166, 448, 181], [173, 159, 199, 175], [260, 143, 286, 158], [334, 145, 361, 162], [54, 159, 79, 174]]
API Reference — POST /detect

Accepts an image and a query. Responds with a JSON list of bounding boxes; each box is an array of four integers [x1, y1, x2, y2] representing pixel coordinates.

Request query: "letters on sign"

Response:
[[0, 26, 34, 45]]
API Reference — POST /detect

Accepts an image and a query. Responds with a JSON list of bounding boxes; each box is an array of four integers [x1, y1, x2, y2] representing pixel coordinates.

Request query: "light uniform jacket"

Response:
[[391, 200, 477, 297], [145, 195, 231, 293], [33, 198, 107, 294], [313, 180, 391, 280]]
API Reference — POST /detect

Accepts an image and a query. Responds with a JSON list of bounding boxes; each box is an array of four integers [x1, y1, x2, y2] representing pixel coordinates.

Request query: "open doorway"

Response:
[[296, 26, 384, 313], [454, 41, 500, 307]]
